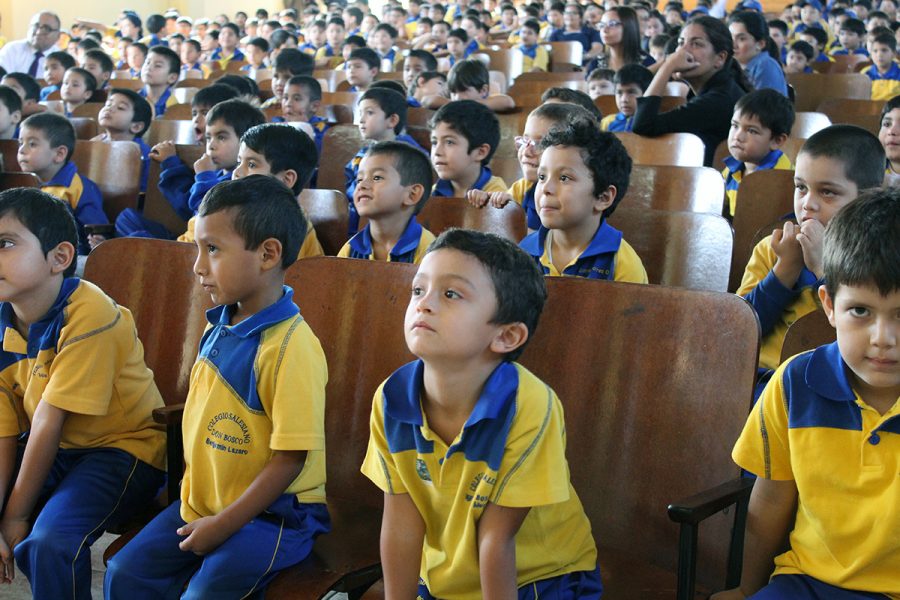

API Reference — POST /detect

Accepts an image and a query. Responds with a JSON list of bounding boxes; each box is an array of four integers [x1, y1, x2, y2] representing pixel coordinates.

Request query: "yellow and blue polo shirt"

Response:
[[518, 44, 549, 72], [737, 235, 822, 371], [733, 342, 900, 596], [361, 360, 598, 600], [378, 48, 404, 70], [433, 166, 507, 197], [180, 287, 328, 523], [41, 161, 107, 255], [337, 216, 435, 263], [600, 112, 635, 133], [508, 177, 541, 231], [210, 47, 246, 70], [139, 85, 178, 118], [519, 221, 648, 283], [0, 278, 165, 470], [722, 149, 793, 218], [864, 63, 900, 101]]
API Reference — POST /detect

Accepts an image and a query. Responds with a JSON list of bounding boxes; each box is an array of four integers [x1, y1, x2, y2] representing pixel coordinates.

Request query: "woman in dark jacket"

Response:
[[632, 16, 752, 166]]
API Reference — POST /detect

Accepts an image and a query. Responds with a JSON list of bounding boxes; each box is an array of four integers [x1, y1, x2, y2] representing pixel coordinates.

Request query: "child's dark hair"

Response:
[[241, 123, 319, 194], [539, 119, 633, 217], [767, 18, 789, 36], [541, 87, 603, 121], [789, 39, 815, 60], [192, 84, 240, 108], [426, 229, 547, 360], [418, 71, 447, 86], [148, 45, 181, 76], [273, 48, 315, 76], [146, 14, 166, 34], [881, 94, 900, 119], [614, 64, 653, 92], [4, 73, 40, 102], [22, 112, 76, 163], [521, 19, 541, 35], [532, 101, 601, 126], [374, 22, 399, 39], [360, 87, 408, 134], [67, 67, 98, 93], [871, 31, 897, 52], [650, 33, 672, 49], [734, 88, 796, 138], [344, 35, 367, 50], [587, 67, 615, 83], [216, 74, 260, 97], [0, 85, 22, 114], [366, 140, 433, 211], [85, 49, 114, 74], [800, 124, 886, 191], [221, 22, 240, 36], [800, 26, 828, 49], [247, 36, 270, 53], [823, 187, 900, 298], [185, 38, 202, 54], [0, 188, 79, 277], [270, 29, 298, 49], [840, 17, 866, 36], [287, 75, 322, 103], [447, 59, 489, 94], [348, 47, 380, 70], [77, 38, 101, 52], [370, 79, 408, 96], [407, 49, 438, 71], [205, 99, 267, 139], [108, 88, 153, 137], [46, 51, 76, 71], [448, 28, 469, 43], [430, 99, 500, 165], [198, 175, 307, 270]]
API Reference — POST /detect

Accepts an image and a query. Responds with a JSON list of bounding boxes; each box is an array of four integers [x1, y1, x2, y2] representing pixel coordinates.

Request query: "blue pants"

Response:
[[114, 208, 175, 240], [104, 497, 330, 599], [750, 575, 890, 599], [13, 448, 165, 600], [417, 566, 603, 599]]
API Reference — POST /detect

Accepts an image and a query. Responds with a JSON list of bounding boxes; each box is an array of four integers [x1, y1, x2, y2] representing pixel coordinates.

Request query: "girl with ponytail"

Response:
[[728, 10, 789, 95]]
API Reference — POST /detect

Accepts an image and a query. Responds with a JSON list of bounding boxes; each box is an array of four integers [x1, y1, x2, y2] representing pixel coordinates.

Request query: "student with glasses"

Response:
[[586, 6, 656, 73], [0, 11, 61, 76]]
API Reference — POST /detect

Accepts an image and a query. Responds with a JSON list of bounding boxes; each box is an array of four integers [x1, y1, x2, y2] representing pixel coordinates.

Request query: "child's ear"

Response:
[[818, 285, 838, 328], [402, 183, 425, 207], [129, 121, 146, 136], [469, 142, 491, 162], [593, 185, 616, 214], [53, 145, 69, 165], [47, 241, 75, 275], [387, 112, 400, 130], [770, 132, 789, 150], [10, 110, 21, 127], [166, 71, 179, 86], [309, 98, 321, 115], [489, 321, 529, 356], [258, 237, 284, 270], [275, 168, 298, 192], [479, 84, 489, 98]]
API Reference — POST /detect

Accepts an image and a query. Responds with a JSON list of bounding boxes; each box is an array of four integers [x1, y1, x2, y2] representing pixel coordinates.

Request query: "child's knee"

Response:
[[15, 525, 82, 565]]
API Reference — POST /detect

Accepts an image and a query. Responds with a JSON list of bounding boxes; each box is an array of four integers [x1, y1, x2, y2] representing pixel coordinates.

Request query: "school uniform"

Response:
[[600, 112, 634, 132], [210, 47, 245, 69], [547, 26, 600, 55], [0, 279, 166, 599], [518, 43, 549, 71], [733, 342, 900, 597], [40, 161, 107, 254], [831, 46, 868, 57], [39, 84, 59, 101], [744, 51, 789, 95], [864, 63, 900, 101], [105, 287, 331, 598], [520, 221, 648, 283], [432, 166, 507, 197], [337, 216, 435, 263], [378, 47, 404, 69], [139, 86, 177, 118], [361, 360, 602, 600], [508, 177, 541, 230], [722, 149, 793, 217]]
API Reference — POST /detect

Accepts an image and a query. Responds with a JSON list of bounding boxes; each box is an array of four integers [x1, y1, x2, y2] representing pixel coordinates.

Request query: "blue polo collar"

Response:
[[519, 44, 537, 58], [805, 341, 856, 402], [45, 161, 78, 187], [0, 277, 79, 348], [520, 219, 622, 258], [348, 216, 423, 259], [434, 166, 494, 197], [205, 285, 299, 338], [723, 148, 785, 177]]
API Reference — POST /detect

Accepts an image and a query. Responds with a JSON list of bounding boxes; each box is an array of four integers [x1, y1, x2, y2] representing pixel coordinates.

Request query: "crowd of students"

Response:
[[0, 1, 897, 599]]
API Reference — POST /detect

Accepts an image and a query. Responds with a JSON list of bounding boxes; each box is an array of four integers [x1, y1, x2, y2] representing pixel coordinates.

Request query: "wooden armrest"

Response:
[[667, 478, 755, 526], [153, 403, 185, 426]]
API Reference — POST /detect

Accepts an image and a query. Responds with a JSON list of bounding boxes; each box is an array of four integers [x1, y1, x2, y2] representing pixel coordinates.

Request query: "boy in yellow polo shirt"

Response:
[[0, 189, 165, 598], [714, 188, 900, 599], [362, 228, 601, 599], [105, 175, 330, 598]]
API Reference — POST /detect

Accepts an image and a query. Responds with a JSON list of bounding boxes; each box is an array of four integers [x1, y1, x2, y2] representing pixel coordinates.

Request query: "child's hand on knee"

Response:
[[177, 515, 228, 555]]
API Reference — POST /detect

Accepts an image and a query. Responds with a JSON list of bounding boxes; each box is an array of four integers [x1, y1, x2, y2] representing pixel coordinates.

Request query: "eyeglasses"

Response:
[[514, 136, 541, 150], [30, 23, 59, 34], [564, 11, 581, 15], [598, 20, 623, 29]]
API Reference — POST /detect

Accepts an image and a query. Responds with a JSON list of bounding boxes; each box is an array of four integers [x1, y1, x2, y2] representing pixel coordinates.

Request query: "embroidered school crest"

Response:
[[416, 458, 432, 482]]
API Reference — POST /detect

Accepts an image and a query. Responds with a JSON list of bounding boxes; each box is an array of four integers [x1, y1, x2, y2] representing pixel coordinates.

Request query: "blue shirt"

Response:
[[520, 220, 623, 280], [139, 86, 174, 118], [39, 84, 59, 101], [864, 61, 900, 82], [187, 168, 234, 213], [41, 162, 107, 255], [433, 166, 498, 197], [547, 26, 600, 54], [604, 112, 634, 132], [744, 51, 788, 96], [210, 47, 246, 62], [831, 47, 868, 56], [344, 216, 428, 263]]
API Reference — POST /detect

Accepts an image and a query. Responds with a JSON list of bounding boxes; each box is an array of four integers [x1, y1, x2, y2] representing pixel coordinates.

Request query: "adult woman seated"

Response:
[[586, 6, 655, 74]]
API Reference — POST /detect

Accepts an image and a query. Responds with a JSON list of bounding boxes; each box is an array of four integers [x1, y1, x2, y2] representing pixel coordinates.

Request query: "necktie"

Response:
[[28, 51, 44, 78]]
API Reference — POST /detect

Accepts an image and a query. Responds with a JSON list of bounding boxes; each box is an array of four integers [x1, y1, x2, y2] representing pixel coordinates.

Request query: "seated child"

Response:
[[262, 49, 316, 109], [139, 45, 181, 118], [0, 188, 165, 598], [403, 49, 438, 99], [211, 23, 245, 68], [361, 228, 602, 599], [415, 19, 450, 54], [736, 125, 885, 389], [105, 176, 330, 598], [60, 67, 97, 118], [879, 94, 900, 181], [519, 118, 647, 282], [445, 28, 469, 67], [426, 59, 515, 110], [1, 73, 45, 117], [40, 51, 75, 100], [412, 71, 448, 104], [280, 75, 330, 152], [94, 88, 154, 194], [0, 85, 22, 140], [518, 19, 550, 71], [83, 49, 114, 90], [541, 86, 604, 121], [714, 188, 900, 600], [201, 29, 220, 59], [468, 102, 598, 232], [587, 68, 616, 100], [232, 123, 324, 258], [785, 40, 815, 73], [600, 64, 653, 132], [339, 140, 435, 262], [17, 113, 106, 254], [300, 19, 327, 54], [798, 28, 832, 62], [339, 34, 367, 65], [167, 33, 185, 56], [429, 99, 508, 197], [649, 34, 672, 64], [126, 42, 148, 79], [180, 38, 205, 75], [345, 47, 380, 92], [833, 16, 869, 54], [864, 30, 900, 100], [723, 88, 795, 217], [315, 17, 346, 67], [243, 37, 270, 72], [370, 23, 403, 70]]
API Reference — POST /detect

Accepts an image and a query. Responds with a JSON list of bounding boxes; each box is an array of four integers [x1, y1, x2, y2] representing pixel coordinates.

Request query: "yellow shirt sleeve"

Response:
[[297, 220, 325, 259], [736, 235, 776, 297], [613, 239, 649, 284], [483, 175, 508, 193], [178, 216, 196, 243], [336, 242, 351, 258], [360, 383, 409, 495]]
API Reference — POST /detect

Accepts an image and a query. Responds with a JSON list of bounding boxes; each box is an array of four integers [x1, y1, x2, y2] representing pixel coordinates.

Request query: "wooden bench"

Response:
[[780, 309, 834, 363]]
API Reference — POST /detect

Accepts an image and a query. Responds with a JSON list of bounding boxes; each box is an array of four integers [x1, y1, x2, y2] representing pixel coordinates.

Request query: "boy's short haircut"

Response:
[[840, 17, 866, 35], [77, 38, 101, 52], [854, 0, 872, 8], [328, 17, 346, 28], [109, 88, 153, 137], [148, 46, 181, 76], [549, 1, 566, 11], [799, 124, 886, 191], [192, 84, 240, 108], [448, 28, 469, 43], [185, 38, 202, 53], [287, 75, 323, 102], [872, 30, 897, 51], [46, 51, 76, 71], [614, 64, 653, 91], [447, 59, 489, 94], [221, 22, 240, 36], [146, 14, 166, 34], [430, 99, 500, 165], [539, 118, 633, 217], [205, 99, 267, 139], [801, 27, 828, 48], [407, 49, 439, 71], [21, 112, 76, 164], [370, 79, 408, 96], [374, 22, 399, 39], [881, 93, 900, 118], [521, 19, 541, 35], [768, 18, 789, 35], [426, 228, 547, 361], [241, 123, 319, 193], [68, 68, 98, 93], [0, 188, 79, 277], [541, 87, 603, 121], [0, 85, 23, 114], [734, 88, 796, 138], [345, 6, 364, 22], [198, 175, 307, 270], [432, 20, 450, 32], [247, 36, 270, 52], [270, 29, 298, 49], [84, 49, 114, 74], [168, 33, 185, 43], [4, 73, 41, 101], [587, 68, 615, 82], [216, 74, 260, 97], [360, 87, 408, 133], [649, 33, 672, 49], [531, 101, 597, 126], [823, 187, 900, 299], [344, 35, 367, 49], [789, 39, 815, 60], [273, 48, 316, 76], [348, 47, 381, 70], [419, 17, 435, 27], [365, 140, 433, 210]]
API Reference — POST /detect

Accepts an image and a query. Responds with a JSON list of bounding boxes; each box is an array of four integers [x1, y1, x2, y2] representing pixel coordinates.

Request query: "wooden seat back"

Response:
[[815, 97, 884, 134], [494, 109, 527, 158], [791, 111, 831, 138], [160, 103, 192, 120], [0, 140, 18, 172], [625, 165, 725, 214], [416, 197, 527, 241], [145, 119, 196, 146], [298, 189, 350, 256], [322, 91, 361, 107], [608, 207, 733, 291], [489, 156, 523, 185], [72, 140, 142, 221], [508, 79, 586, 97], [594, 95, 685, 117], [71, 117, 99, 140], [0, 171, 41, 190], [407, 106, 435, 128], [314, 69, 348, 92], [615, 132, 705, 167], [173, 87, 199, 104], [142, 144, 206, 237], [780, 309, 835, 364], [72, 102, 104, 119], [479, 48, 524, 87], [317, 125, 364, 191], [544, 41, 583, 67], [175, 78, 214, 89], [786, 73, 871, 111]]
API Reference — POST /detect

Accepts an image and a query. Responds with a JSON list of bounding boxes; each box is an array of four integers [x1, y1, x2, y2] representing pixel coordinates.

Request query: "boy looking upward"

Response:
[[210, 22, 244, 68], [361, 228, 602, 599], [600, 64, 654, 133], [139, 45, 181, 118], [105, 176, 330, 598]]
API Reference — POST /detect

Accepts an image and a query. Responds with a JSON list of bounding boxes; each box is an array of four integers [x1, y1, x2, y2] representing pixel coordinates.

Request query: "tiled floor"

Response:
[[6, 532, 114, 599]]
